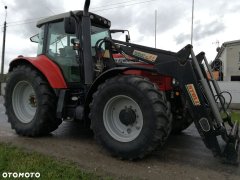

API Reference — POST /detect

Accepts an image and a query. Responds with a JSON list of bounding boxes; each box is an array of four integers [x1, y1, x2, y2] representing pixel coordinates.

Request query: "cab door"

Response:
[[46, 21, 81, 83]]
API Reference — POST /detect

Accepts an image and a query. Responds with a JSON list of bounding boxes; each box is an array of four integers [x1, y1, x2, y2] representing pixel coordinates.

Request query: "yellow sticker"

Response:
[[103, 50, 110, 58], [133, 50, 158, 62], [186, 84, 201, 106]]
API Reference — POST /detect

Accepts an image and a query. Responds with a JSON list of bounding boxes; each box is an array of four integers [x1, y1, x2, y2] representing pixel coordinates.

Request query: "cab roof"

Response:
[[37, 10, 111, 28]]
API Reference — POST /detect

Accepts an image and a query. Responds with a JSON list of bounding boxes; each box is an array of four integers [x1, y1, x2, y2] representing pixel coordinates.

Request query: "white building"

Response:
[[215, 40, 240, 81], [214, 40, 240, 109]]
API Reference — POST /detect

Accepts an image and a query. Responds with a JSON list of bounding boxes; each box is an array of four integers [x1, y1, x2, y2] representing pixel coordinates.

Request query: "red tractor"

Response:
[[4, 0, 239, 164]]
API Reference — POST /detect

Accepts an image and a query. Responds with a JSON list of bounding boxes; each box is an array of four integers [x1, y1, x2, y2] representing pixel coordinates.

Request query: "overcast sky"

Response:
[[0, 0, 240, 72]]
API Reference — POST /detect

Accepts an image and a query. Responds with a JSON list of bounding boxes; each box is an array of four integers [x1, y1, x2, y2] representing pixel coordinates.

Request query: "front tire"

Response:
[[90, 75, 172, 159], [4, 65, 62, 136]]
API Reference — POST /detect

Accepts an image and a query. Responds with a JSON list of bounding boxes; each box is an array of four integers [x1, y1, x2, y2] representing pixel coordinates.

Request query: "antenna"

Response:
[[155, 10, 157, 48], [191, 0, 194, 45], [4, 5, 7, 21], [212, 40, 220, 47], [212, 40, 220, 52]]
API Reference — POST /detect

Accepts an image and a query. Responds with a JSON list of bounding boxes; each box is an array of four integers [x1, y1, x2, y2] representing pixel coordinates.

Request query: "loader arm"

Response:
[[100, 38, 239, 165]]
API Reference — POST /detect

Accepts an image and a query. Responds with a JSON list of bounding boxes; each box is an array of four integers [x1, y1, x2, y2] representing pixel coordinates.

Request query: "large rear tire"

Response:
[[90, 75, 172, 160], [4, 65, 62, 136]]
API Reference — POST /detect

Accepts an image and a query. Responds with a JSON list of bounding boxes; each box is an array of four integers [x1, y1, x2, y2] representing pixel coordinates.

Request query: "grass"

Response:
[[231, 111, 240, 123], [220, 110, 240, 123], [0, 143, 111, 180]]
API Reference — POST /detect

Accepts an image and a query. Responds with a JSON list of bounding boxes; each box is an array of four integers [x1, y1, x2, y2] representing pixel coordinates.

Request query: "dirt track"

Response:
[[0, 96, 239, 180]]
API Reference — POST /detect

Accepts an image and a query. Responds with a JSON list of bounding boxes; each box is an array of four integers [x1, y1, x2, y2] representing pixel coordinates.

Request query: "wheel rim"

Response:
[[103, 95, 143, 142], [12, 81, 37, 123]]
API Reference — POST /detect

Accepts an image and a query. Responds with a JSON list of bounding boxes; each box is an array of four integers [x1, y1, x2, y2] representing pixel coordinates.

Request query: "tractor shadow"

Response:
[[152, 125, 240, 175], [52, 121, 94, 139]]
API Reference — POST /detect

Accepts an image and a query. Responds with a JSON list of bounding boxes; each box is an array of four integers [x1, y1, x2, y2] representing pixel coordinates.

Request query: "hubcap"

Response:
[[119, 108, 136, 126], [12, 81, 37, 123], [103, 95, 143, 142]]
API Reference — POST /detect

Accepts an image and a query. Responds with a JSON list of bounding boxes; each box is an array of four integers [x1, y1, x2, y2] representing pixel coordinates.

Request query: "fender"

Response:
[[84, 65, 166, 108], [9, 55, 67, 89], [84, 67, 128, 118], [83, 65, 173, 121], [85, 67, 128, 106]]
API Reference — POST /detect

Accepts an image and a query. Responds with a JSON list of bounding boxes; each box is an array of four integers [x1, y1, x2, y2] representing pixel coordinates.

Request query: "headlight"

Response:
[[172, 78, 176, 85]]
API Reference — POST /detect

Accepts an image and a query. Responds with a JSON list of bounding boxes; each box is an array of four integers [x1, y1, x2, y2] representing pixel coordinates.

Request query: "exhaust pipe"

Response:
[[82, 0, 94, 84], [83, 0, 90, 16]]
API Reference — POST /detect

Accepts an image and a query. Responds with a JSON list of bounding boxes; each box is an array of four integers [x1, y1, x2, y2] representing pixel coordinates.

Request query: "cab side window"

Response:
[[46, 21, 80, 83]]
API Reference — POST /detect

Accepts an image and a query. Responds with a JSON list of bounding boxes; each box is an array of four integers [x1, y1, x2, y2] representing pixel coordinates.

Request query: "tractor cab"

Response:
[[31, 11, 111, 84]]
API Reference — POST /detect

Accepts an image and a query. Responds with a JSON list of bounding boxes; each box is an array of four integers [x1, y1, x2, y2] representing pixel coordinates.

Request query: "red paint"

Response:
[[112, 54, 123, 58], [113, 54, 173, 91], [11, 55, 67, 89], [123, 65, 173, 91]]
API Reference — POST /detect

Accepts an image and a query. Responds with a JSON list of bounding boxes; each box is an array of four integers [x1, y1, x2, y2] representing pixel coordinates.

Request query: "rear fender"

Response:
[[9, 55, 67, 89]]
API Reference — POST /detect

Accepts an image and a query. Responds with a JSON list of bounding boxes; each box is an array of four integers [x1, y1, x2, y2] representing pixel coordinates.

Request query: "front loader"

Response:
[[4, 0, 239, 165]]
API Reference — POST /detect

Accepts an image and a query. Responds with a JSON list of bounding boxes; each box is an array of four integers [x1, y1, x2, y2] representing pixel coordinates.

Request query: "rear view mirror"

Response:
[[30, 34, 39, 43], [64, 17, 76, 34], [110, 29, 130, 43], [126, 34, 130, 43]]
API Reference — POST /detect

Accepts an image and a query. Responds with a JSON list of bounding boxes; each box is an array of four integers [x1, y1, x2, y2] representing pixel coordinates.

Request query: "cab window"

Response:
[[46, 21, 80, 83]]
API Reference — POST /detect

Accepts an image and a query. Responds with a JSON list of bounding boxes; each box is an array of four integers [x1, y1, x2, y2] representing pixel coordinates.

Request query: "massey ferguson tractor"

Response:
[[4, 0, 239, 164]]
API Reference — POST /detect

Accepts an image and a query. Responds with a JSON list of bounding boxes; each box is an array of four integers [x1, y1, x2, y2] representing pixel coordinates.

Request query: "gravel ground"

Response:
[[0, 96, 239, 180]]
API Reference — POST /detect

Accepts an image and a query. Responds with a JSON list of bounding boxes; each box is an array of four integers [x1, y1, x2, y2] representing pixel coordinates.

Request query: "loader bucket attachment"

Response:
[[223, 112, 240, 165], [192, 51, 240, 165], [223, 131, 239, 165]]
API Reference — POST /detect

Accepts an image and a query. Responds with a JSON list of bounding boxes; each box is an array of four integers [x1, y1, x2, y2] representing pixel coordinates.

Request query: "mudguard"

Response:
[[9, 55, 67, 89], [85, 67, 128, 104], [84, 67, 128, 119]]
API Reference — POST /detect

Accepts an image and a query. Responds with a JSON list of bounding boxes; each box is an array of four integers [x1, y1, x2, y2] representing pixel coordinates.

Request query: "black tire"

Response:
[[171, 96, 193, 134], [90, 75, 172, 160], [4, 65, 62, 136]]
